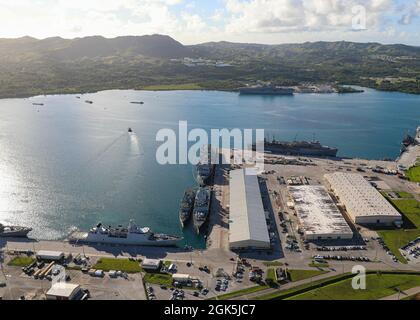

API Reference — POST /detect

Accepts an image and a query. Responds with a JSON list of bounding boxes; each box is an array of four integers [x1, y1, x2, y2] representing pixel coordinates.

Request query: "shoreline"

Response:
[[1, 84, 419, 101]]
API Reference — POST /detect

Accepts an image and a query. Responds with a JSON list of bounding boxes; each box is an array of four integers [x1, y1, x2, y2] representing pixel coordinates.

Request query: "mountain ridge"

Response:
[[0, 34, 419, 98]]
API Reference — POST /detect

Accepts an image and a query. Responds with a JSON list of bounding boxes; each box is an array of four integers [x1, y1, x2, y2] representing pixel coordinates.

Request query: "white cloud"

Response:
[[0, 0, 418, 45], [224, 0, 394, 33]]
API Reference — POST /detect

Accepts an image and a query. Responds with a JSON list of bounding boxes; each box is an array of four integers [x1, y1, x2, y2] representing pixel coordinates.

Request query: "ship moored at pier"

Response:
[[0, 223, 32, 238], [69, 220, 182, 247], [179, 188, 196, 227], [254, 138, 338, 157], [193, 187, 211, 234]]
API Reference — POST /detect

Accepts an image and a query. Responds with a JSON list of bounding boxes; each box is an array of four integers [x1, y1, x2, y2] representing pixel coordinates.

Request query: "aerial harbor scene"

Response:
[[0, 0, 420, 310]]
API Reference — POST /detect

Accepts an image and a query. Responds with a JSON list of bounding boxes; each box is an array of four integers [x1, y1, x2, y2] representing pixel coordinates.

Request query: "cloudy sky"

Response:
[[0, 0, 419, 45]]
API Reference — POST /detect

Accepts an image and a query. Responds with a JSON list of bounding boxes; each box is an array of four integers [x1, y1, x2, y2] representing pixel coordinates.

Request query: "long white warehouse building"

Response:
[[229, 169, 270, 250], [325, 172, 402, 227], [288, 185, 353, 240]]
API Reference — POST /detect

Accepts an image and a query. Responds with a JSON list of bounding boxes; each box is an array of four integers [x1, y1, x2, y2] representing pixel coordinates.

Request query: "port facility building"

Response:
[[229, 168, 270, 250], [46, 283, 83, 300], [325, 172, 402, 227], [288, 185, 353, 240]]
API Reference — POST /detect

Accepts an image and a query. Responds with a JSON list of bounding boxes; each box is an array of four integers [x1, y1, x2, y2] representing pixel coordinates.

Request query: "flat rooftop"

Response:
[[325, 172, 402, 218], [288, 185, 353, 238]]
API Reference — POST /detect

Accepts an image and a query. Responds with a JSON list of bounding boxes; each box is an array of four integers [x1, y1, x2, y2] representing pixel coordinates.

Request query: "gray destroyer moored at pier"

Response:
[[179, 188, 196, 227], [193, 187, 211, 234], [69, 220, 182, 247], [0, 223, 32, 238]]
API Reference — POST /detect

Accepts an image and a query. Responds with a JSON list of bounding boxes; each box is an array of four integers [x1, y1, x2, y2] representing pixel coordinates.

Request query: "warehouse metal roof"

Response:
[[325, 172, 402, 218], [229, 169, 270, 249], [288, 185, 353, 238], [46, 282, 80, 298]]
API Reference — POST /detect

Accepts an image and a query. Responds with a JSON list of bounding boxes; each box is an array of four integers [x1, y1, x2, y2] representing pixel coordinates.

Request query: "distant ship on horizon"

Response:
[[239, 85, 294, 96]]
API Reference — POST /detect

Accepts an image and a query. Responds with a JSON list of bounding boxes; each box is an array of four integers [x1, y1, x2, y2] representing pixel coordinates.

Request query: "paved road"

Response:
[[380, 286, 420, 300], [232, 270, 340, 300]]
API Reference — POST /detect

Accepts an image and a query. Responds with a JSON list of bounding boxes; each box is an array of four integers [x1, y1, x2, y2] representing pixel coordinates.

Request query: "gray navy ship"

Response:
[[255, 138, 338, 157], [0, 223, 32, 237], [239, 85, 294, 96], [196, 145, 215, 186], [193, 187, 211, 234], [179, 188, 196, 227], [69, 220, 182, 247]]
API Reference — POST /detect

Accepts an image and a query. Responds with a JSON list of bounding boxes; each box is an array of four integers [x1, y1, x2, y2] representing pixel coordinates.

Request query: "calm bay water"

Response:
[[0, 88, 419, 247]]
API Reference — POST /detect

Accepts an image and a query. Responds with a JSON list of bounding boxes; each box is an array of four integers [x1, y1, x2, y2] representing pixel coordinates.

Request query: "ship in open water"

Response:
[[69, 220, 182, 247]]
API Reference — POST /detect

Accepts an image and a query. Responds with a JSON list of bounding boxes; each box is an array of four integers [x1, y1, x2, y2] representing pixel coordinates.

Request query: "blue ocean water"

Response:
[[0, 88, 419, 247]]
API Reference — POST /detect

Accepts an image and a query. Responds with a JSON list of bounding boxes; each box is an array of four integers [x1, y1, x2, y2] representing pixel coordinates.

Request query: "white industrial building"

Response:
[[36, 250, 65, 261], [325, 172, 402, 227], [141, 259, 162, 271], [46, 283, 82, 300], [229, 169, 271, 250], [288, 185, 353, 240]]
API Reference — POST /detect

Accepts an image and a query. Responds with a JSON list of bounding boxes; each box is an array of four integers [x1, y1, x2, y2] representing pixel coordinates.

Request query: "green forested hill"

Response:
[[0, 35, 419, 98]]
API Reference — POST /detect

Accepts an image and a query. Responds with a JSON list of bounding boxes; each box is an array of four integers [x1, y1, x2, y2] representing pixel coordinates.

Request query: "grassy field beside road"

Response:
[[93, 258, 141, 273], [406, 166, 420, 183], [288, 273, 420, 300], [7, 256, 35, 267], [209, 285, 270, 300], [378, 194, 420, 263], [287, 269, 328, 282], [143, 273, 173, 286]]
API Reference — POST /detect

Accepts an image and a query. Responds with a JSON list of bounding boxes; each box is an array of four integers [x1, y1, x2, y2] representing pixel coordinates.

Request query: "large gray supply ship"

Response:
[[193, 187, 211, 234], [0, 223, 32, 237], [254, 138, 338, 157], [239, 86, 294, 96], [69, 220, 182, 246]]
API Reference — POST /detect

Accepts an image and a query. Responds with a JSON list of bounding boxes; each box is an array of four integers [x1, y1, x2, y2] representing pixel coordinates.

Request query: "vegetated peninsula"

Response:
[[0, 34, 419, 99]]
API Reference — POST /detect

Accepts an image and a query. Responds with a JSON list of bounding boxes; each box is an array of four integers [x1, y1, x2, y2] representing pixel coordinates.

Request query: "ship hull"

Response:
[[0, 227, 32, 238], [69, 233, 180, 247], [239, 88, 294, 95], [193, 188, 212, 234], [265, 146, 338, 157], [0, 230, 31, 237]]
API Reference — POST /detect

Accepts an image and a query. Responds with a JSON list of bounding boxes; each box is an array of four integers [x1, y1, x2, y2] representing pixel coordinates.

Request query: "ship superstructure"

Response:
[[69, 220, 182, 246]]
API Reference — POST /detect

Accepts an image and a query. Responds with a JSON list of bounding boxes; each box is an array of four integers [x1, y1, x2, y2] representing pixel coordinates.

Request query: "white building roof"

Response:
[[288, 185, 353, 238], [325, 172, 402, 219], [36, 250, 64, 259], [229, 169, 270, 249], [141, 259, 161, 268], [47, 282, 80, 298]]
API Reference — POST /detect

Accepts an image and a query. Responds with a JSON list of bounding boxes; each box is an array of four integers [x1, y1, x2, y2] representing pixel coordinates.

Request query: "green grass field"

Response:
[[378, 195, 420, 263], [406, 166, 420, 183], [288, 273, 420, 300], [287, 269, 328, 282], [210, 285, 270, 300], [141, 83, 203, 91], [143, 273, 173, 286], [308, 261, 329, 268], [7, 256, 35, 267], [262, 261, 284, 267], [93, 258, 141, 273]]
